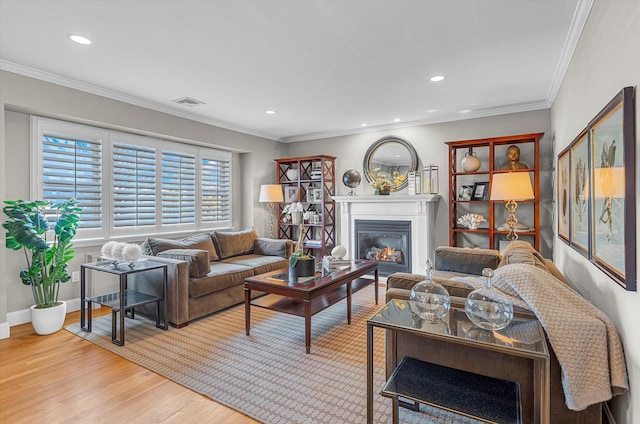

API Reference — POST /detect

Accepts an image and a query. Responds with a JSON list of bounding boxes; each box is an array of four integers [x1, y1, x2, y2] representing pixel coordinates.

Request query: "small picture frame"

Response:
[[284, 186, 298, 202], [472, 182, 489, 200], [458, 185, 474, 201], [312, 188, 322, 203]]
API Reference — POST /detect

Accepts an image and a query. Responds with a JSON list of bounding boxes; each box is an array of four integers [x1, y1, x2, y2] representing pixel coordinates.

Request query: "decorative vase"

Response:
[[289, 256, 316, 283], [465, 268, 514, 330], [409, 260, 451, 322], [291, 212, 301, 224], [375, 189, 390, 195], [286, 168, 298, 181], [461, 149, 481, 172], [30, 301, 67, 335]]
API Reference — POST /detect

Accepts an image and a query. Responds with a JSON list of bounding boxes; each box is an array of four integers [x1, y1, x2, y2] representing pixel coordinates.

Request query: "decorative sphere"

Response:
[[342, 170, 362, 188], [409, 280, 451, 322], [331, 245, 347, 258], [465, 268, 514, 330]]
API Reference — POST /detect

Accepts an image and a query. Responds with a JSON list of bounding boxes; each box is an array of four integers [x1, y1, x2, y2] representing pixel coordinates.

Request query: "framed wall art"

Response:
[[569, 129, 590, 257], [588, 86, 636, 291], [557, 146, 571, 244]]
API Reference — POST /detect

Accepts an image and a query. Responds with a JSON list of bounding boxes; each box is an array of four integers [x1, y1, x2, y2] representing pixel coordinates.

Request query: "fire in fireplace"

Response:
[[355, 220, 411, 276]]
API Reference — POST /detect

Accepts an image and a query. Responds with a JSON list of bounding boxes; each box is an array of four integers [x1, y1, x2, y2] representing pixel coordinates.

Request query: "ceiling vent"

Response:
[[171, 97, 206, 107]]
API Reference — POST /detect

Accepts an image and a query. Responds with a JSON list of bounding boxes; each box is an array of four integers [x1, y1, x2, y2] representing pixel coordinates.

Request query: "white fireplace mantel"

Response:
[[332, 195, 441, 275]]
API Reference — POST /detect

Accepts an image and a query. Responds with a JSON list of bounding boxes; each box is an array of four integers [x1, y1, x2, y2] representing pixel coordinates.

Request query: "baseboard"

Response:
[[0, 322, 9, 340], [6, 297, 83, 328]]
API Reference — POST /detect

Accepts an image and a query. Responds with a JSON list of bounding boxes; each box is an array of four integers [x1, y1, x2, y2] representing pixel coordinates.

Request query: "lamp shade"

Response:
[[490, 172, 534, 201], [259, 184, 284, 203]]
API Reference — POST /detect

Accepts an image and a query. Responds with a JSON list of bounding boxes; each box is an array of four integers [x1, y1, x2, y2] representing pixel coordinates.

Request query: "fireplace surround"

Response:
[[333, 195, 441, 276]]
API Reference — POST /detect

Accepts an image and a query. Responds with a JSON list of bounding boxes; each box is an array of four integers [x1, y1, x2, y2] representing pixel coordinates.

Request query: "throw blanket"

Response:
[[455, 264, 628, 411]]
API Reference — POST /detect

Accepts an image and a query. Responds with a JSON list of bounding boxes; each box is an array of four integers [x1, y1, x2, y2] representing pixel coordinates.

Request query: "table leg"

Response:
[[367, 323, 373, 424], [374, 267, 379, 305], [244, 287, 251, 336], [80, 266, 87, 330], [534, 356, 550, 423], [347, 281, 352, 325], [305, 299, 311, 354], [162, 266, 168, 330], [115, 274, 126, 346]]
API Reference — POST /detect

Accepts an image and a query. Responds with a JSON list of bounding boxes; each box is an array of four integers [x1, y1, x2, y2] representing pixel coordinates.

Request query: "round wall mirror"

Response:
[[363, 136, 419, 190]]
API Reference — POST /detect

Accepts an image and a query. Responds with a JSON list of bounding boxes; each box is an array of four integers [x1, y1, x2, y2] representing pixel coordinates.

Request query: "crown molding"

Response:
[[546, 0, 594, 105], [0, 60, 278, 142]]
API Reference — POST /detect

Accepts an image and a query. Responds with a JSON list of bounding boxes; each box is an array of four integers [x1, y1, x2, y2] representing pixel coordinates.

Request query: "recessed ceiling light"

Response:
[[361, 123, 368, 127], [265, 110, 277, 115], [393, 118, 401, 122], [68, 34, 92, 45], [430, 75, 445, 82], [424, 109, 437, 113], [459, 109, 472, 114]]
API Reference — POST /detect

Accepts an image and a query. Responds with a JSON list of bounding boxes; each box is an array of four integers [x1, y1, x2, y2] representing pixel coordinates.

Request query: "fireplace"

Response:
[[355, 220, 411, 276]]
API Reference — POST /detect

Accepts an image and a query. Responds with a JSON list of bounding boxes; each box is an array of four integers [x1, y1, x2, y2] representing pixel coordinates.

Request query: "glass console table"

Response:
[[80, 260, 168, 346], [366, 299, 550, 423]]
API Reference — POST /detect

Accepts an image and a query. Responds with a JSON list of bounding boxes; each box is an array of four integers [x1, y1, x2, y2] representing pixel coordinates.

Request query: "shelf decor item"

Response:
[[342, 169, 361, 196], [457, 213, 486, 230], [2, 198, 81, 335], [465, 268, 513, 330], [490, 172, 534, 241], [460, 148, 481, 172], [409, 259, 450, 322]]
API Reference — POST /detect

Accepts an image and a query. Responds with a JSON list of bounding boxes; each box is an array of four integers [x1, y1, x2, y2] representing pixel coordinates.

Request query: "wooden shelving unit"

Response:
[[275, 155, 336, 258], [446, 133, 542, 251]]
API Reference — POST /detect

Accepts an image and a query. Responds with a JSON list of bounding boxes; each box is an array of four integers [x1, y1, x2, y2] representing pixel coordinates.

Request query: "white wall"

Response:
[[284, 110, 553, 257], [551, 1, 640, 422], [0, 70, 286, 326]]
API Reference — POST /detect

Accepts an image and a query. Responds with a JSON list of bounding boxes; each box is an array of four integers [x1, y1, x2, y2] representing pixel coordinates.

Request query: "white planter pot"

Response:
[[30, 301, 67, 335]]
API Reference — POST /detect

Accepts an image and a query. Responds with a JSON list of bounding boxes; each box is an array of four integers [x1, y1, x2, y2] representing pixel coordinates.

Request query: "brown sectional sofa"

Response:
[[131, 228, 293, 327], [385, 242, 601, 424]]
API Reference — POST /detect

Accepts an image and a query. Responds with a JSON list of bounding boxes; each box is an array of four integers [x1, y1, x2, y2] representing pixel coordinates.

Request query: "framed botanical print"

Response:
[[569, 129, 590, 257], [589, 86, 636, 291], [557, 147, 571, 244]]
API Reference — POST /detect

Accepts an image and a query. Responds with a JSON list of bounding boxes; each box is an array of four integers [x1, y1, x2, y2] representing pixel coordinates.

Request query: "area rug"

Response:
[[66, 286, 479, 423]]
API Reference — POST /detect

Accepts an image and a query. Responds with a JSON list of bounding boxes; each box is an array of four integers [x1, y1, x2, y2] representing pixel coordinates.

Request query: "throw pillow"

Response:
[[142, 233, 219, 261], [214, 227, 258, 259], [157, 249, 211, 278]]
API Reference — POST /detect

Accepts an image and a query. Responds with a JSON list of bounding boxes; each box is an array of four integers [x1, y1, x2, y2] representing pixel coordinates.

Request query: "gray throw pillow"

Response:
[[142, 233, 219, 261], [214, 227, 258, 259], [157, 249, 211, 278]]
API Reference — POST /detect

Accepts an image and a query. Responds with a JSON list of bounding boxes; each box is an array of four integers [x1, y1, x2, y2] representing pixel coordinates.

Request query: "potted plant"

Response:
[[2, 199, 81, 334]]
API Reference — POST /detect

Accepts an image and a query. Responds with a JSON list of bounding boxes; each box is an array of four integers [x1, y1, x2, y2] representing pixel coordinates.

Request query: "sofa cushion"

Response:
[[189, 263, 254, 299], [221, 254, 288, 276], [253, 238, 289, 257], [214, 227, 258, 259], [498, 241, 549, 274], [157, 249, 211, 278], [435, 246, 501, 275], [142, 233, 218, 261]]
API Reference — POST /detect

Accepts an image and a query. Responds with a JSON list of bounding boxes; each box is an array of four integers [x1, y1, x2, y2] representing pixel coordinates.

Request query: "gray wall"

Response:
[[0, 70, 286, 321], [551, 1, 640, 422], [284, 109, 553, 257]]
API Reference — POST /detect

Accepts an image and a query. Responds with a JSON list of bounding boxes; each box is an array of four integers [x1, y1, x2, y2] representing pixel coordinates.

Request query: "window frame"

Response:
[[31, 116, 233, 243]]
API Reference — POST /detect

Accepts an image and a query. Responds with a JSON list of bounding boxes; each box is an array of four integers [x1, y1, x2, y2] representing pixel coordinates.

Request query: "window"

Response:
[[32, 117, 232, 241]]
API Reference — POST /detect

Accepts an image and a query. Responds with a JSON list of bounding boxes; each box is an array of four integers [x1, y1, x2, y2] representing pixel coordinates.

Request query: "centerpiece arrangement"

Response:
[[283, 202, 315, 282], [368, 167, 406, 195]]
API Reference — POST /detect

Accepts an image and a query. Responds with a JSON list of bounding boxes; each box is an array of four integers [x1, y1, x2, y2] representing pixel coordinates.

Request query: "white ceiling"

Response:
[[0, 0, 590, 143]]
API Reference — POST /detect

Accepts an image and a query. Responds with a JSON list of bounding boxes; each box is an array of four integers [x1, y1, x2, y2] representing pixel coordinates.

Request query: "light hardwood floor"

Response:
[[0, 308, 259, 424]]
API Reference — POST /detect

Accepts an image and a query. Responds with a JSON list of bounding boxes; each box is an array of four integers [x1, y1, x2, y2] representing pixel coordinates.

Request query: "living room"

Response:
[[1, 1, 638, 423]]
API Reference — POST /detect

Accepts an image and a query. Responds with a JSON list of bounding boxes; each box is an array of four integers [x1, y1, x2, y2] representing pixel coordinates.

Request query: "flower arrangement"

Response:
[[368, 167, 406, 193], [101, 241, 142, 265], [457, 213, 486, 230], [282, 201, 311, 223], [282, 202, 313, 267]]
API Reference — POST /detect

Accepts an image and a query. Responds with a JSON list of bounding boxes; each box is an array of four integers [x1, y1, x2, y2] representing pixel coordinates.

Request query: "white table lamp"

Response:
[[490, 172, 534, 241]]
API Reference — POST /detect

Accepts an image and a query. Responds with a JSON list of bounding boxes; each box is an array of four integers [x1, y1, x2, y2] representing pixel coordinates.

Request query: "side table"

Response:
[[80, 260, 168, 346], [367, 300, 550, 423]]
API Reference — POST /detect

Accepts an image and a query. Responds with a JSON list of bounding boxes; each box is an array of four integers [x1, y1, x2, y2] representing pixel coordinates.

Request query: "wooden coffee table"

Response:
[[244, 260, 378, 353]]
